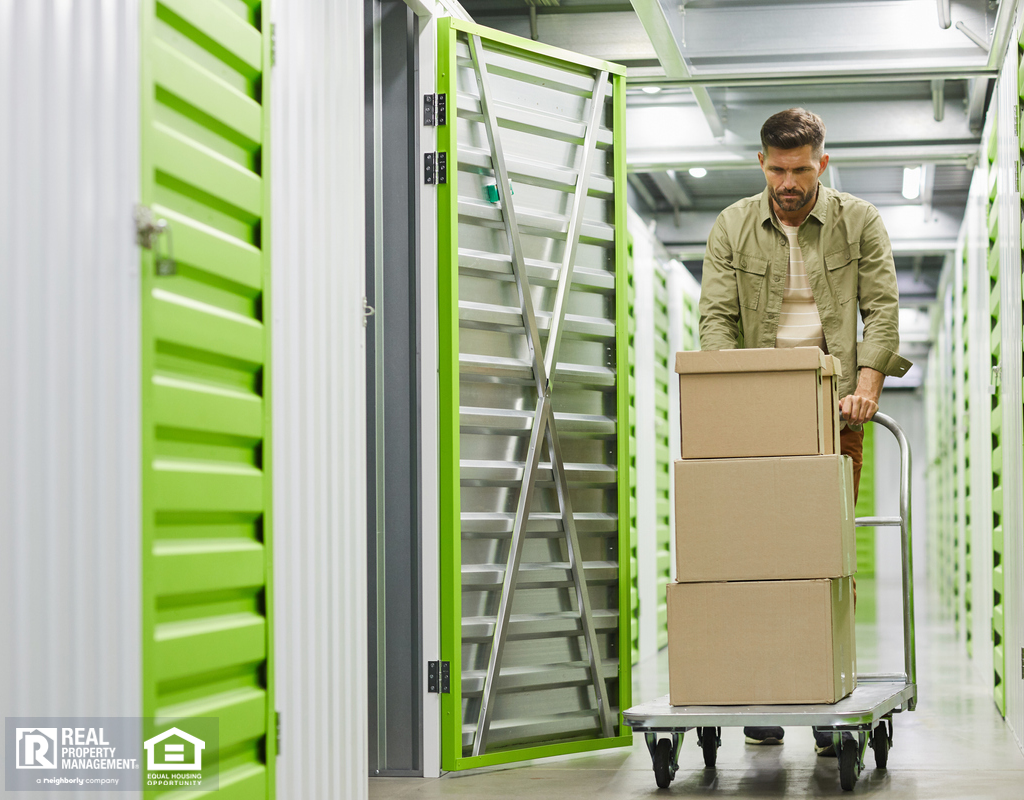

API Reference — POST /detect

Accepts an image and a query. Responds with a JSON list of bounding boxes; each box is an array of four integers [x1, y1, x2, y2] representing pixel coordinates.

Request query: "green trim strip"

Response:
[[613, 70, 632, 730], [437, 16, 463, 772], [451, 734, 634, 771]]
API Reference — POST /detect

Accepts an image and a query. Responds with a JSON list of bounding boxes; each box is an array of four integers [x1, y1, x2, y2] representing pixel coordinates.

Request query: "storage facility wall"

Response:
[[926, 27, 1024, 744], [626, 208, 700, 662], [1001, 29, 1024, 745], [0, 3, 143, 766], [271, 1, 369, 796]]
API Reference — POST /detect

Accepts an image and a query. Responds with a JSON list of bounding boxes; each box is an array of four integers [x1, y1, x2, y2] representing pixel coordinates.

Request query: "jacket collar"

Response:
[[759, 183, 830, 228]]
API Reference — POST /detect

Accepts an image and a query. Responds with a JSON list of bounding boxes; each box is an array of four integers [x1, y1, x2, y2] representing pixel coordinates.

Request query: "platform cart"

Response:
[[622, 412, 918, 792]]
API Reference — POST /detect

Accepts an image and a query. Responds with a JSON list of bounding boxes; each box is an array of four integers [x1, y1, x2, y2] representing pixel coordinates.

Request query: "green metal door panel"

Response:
[[437, 17, 630, 770], [987, 128, 1004, 713], [141, 0, 275, 795], [653, 269, 672, 650], [627, 236, 640, 665]]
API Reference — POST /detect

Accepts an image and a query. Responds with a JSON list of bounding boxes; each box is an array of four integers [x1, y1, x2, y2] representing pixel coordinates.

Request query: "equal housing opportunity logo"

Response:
[[5, 717, 218, 792]]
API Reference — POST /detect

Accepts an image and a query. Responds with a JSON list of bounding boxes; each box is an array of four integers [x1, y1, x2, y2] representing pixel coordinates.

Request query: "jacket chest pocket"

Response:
[[825, 242, 860, 304], [734, 253, 768, 310]]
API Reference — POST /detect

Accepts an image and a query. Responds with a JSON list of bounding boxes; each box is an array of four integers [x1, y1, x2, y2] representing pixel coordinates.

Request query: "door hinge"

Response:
[[270, 23, 277, 66], [275, 710, 281, 754], [424, 152, 447, 185], [423, 93, 447, 126], [134, 204, 176, 276], [427, 661, 450, 693], [363, 296, 375, 327]]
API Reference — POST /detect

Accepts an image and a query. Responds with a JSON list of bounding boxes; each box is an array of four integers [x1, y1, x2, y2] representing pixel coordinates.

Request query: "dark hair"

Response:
[[760, 108, 826, 158]]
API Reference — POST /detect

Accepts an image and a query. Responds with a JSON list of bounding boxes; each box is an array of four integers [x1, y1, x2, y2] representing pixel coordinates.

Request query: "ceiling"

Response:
[[455, 0, 1017, 309]]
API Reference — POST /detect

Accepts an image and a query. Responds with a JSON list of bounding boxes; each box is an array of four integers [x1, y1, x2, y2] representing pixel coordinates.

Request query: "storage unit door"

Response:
[[436, 18, 630, 769], [140, 0, 275, 795]]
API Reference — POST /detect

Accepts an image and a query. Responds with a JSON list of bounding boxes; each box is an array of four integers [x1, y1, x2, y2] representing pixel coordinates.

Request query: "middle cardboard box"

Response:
[[674, 453, 856, 583]]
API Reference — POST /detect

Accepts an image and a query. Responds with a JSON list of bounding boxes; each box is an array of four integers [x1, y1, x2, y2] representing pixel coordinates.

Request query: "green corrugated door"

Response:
[[627, 236, 640, 665], [987, 115, 1005, 716], [140, 1, 275, 795], [962, 244, 973, 655], [652, 268, 672, 649]]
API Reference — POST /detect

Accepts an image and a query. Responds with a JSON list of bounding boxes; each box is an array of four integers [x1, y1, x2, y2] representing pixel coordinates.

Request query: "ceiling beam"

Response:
[[931, 79, 945, 122], [627, 173, 659, 212], [628, 0, 726, 138], [649, 171, 693, 210], [627, 65, 998, 87], [630, 142, 980, 173]]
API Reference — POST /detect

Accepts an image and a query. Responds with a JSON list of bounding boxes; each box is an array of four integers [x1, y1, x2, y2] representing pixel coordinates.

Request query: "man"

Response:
[[698, 108, 911, 756]]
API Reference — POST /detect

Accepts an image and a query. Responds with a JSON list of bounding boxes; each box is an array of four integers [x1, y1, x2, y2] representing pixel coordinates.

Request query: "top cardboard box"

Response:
[[676, 347, 842, 459]]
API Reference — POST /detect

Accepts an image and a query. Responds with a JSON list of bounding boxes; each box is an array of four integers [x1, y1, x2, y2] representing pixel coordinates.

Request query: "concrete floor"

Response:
[[370, 581, 1024, 798]]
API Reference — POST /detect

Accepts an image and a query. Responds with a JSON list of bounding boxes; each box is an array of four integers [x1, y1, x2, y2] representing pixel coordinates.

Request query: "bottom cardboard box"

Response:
[[667, 578, 856, 706]]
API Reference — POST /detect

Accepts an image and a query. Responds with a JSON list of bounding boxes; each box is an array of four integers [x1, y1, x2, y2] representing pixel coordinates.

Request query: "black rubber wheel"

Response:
[[871, 729, 889, 769], [653, 739, 674, 789], [699, 727, 718, 769], [839, 739, 858, 792]]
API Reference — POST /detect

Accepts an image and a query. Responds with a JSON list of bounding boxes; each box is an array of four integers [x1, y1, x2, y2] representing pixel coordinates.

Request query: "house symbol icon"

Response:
[[143, 727, 205, 771]]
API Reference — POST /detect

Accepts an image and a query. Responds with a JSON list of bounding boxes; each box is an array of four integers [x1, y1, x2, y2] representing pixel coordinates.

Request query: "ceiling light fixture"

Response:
[[688, 167, 707, 178], [902, 166, 922, 200], [641, 86, 662, 95]]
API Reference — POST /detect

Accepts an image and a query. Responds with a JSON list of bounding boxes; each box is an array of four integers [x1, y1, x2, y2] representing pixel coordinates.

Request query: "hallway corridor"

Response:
[[371, 579, 1024, 798]]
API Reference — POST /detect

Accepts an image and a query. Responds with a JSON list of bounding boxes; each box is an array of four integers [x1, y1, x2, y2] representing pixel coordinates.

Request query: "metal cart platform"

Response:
[[623, 413, 918, 792]]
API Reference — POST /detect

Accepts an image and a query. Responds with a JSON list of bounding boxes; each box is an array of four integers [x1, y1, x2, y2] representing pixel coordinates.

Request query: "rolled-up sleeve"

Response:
[[699, 216, 742, 350], [856, 211, 912, 377]]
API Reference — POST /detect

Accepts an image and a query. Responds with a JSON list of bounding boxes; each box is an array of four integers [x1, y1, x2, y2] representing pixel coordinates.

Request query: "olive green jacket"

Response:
[[698, 185, 912, 402]]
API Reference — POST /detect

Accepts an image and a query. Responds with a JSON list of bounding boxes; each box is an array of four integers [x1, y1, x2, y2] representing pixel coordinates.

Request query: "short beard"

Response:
[[770, 184, 816, 213]]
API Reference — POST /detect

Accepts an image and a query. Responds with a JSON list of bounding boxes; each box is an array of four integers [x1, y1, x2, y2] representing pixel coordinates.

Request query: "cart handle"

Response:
[[853, 412, 917, 710]]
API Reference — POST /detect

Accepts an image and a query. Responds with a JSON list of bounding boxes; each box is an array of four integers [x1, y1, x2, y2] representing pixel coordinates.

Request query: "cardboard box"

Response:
[[667, 578, 857, 706], [674, 454, 856, 582], [676, 347, 842, 459]]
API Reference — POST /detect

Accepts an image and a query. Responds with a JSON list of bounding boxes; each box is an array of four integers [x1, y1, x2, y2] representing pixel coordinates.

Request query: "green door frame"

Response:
[[436, 16, 631, 771]]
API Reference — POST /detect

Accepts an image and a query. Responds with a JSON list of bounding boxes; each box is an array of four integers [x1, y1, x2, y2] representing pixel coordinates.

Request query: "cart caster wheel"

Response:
[[839, 739, 859, 791], [653, 739, 676, 789], [698, 727, 718, 769], [871, 724, 890, 769]]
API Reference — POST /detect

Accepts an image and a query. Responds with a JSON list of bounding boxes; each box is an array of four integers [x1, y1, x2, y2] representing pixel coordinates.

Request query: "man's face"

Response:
[[757, 144, 829, 215]]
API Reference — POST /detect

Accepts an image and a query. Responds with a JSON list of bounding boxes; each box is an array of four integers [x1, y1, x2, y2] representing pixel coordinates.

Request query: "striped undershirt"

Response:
[[776, 222, 826, 350]]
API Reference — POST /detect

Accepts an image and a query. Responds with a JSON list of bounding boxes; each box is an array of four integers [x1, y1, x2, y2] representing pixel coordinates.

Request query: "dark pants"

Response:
[[840, 426, 865, 504], [839, 425, 864, 605]]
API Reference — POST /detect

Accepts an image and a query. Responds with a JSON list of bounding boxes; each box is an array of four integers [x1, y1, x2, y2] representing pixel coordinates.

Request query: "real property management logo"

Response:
[[15, 728, 58, 769], [5, 717, 219, 792]]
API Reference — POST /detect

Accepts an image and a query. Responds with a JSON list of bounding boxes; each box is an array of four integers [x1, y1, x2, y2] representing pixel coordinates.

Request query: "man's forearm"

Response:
[[840, 366, 884, 425], [856, 366, 885, 403]]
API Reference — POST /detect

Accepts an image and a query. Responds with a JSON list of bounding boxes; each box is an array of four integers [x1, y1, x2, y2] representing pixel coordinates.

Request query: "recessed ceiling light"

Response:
[[689, 167, 707, 178], [902, 166, 922, 200], [641, 86, 662, 94]]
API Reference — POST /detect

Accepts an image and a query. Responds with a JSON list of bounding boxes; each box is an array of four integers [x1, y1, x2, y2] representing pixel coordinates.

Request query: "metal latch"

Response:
[[424, 152, 447, 185], [989, 364, 1001, 394], [427, 661, 450, 693], [423, 93, 446, 126], [134, 204, 176, 276]]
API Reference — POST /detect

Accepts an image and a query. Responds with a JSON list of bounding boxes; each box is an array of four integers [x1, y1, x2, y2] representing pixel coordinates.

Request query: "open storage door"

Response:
[[436, 17, 630, 770]]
